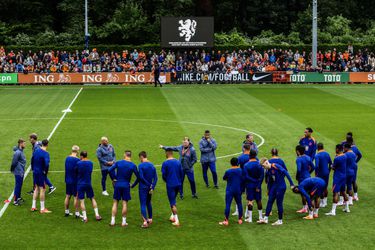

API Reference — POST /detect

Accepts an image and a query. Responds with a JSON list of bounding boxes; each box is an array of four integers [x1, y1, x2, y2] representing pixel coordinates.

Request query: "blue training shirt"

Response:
[[299, 136, 317, 159], [65, 156, 80, 184], [296, 155, 315, 182], [332, 154, 347, 180], [138, 161, 158, 190], [269, 157, 287, 171], [298, 177, 326, 208], [76, 160, 93, 186], [223, 166, 243, 194], [108, 160, 139, 188], [161, 158, 183, 188], [314, 150, 332, 178], [267, 163, 294, 190], [238, 153, 250, 169], [244, 159, 264, 189], [345, 151, 357, 177], [32, 148, 50, 175]]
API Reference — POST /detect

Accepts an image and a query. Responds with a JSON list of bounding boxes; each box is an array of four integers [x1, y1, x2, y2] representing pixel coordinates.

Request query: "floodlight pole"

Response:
[[312, 0, 318, 69], [84, 0, 89, 49]]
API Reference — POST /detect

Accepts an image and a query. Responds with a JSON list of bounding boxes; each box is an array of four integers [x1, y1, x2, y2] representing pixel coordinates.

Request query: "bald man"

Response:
[[96, 137, 116, 196]]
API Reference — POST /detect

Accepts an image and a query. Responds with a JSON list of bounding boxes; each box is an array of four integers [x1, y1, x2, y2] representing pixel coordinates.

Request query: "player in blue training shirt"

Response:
[[243, 149, 264, 223], [299, 127, 317, 159], [219, 158, 243, 226], [326, 144, 349, 216], [76, 151, 102, 223], [269, 148, 287, 171], [232, 144, 250, 216], [160, 137, 198, 199], [138, 151, 158, 228], [258, 158, 295, 226], [199, 130, 218, 188], [161, 149, 183, 226], [31, 139, 52, 214], [341, 132, 355, 147], [292, 177, 326, 220], [314, 143, 332, 208], [28, 133, 56, 196], [238, 144, 251, 169], [64, 145, 81, 218], [295, 145, 315, 213], [108, 150, 139, 227], [350, 140, 362, 201], [344, 144, 357, 207]]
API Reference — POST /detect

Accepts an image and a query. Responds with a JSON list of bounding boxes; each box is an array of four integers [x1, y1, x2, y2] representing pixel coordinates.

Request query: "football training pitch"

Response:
[[0, 84, 374, 249]]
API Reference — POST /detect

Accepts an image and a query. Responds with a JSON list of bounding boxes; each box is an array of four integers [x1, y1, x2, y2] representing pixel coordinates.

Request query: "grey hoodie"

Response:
[[162, 143, 197, 172], [11, 146, 26, 176]]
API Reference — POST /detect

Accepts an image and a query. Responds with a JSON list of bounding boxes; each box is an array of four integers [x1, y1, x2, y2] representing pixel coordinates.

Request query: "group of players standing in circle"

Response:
[[10, 128, 361, 227], [220, 128, 362, 226]]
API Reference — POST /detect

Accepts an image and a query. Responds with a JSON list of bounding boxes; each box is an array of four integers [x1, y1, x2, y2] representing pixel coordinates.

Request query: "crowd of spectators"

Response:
[[1, 46, 375, 74]]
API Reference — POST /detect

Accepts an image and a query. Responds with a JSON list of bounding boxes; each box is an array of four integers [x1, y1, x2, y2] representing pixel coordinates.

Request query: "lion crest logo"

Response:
[[178, 19, 197, 42]]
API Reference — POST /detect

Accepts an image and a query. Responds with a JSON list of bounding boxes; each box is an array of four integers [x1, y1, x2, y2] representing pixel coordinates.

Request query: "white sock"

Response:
[[65, 209, 69, 214], [236, 205, 239, 213], [40, 201, 45, 210], [304, 205, 308, 210], [94, 208, 99, 217], [349, 196, 353, 203], [264, 216, 268, 223], [346, 202, 349, 210], [170, 213, 174, 218], [32, 199, 36, 209], [82, 211, 87, 220], [332, 203, 337, 213], [75, 211, 80, 216], [111, 216, 115, 225], [323, 197, 327, 205], [122, 217, 127, 224], [248, 210, 252, 220], [314, 208, 319, 215], [278, 219, 282, 223], [339, 196, 344, 203], [354, 192, 358, 198], [309, 210, 314, 217], [258, 210, 263, 220], [174, 214, 179, 223]]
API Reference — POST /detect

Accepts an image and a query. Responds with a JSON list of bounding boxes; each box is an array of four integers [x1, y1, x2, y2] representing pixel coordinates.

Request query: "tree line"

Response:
[[0, 0, 374, 46]]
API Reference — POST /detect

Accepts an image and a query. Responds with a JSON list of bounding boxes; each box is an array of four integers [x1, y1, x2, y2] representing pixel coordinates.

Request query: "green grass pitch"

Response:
[[0, 84, 374, 249]]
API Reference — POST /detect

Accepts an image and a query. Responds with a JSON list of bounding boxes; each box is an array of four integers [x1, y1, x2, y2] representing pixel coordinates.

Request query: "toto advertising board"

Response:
[[161, 17, 214, 48], [290, 72, 349, 83]]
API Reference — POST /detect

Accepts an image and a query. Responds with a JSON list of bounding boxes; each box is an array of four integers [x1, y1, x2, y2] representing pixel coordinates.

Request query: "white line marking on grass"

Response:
[[0, 87, 83, 219]]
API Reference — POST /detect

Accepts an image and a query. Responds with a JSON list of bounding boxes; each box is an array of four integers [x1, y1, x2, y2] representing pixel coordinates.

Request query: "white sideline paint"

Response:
[[0, 87, 83, 219]]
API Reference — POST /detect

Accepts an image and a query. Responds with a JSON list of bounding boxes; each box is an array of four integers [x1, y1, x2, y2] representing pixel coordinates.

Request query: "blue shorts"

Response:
[[77, 184, 94, 200], [246, 186, 262, 201], [310, 188, 324, 198], [332, 178, 345, 193], [346, 175, 355, 192], [34, 173, 46, 188], [113, 186, 131, 201], [66, 183, 77, 196], [167, 186, 180, 207]]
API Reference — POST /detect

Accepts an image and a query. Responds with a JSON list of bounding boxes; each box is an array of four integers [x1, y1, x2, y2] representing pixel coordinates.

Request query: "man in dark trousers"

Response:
[[153, 63, 162, 87]]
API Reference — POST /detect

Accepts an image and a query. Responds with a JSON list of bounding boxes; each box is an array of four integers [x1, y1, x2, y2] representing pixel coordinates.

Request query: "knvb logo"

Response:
[[178, 19, 197, 42]]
